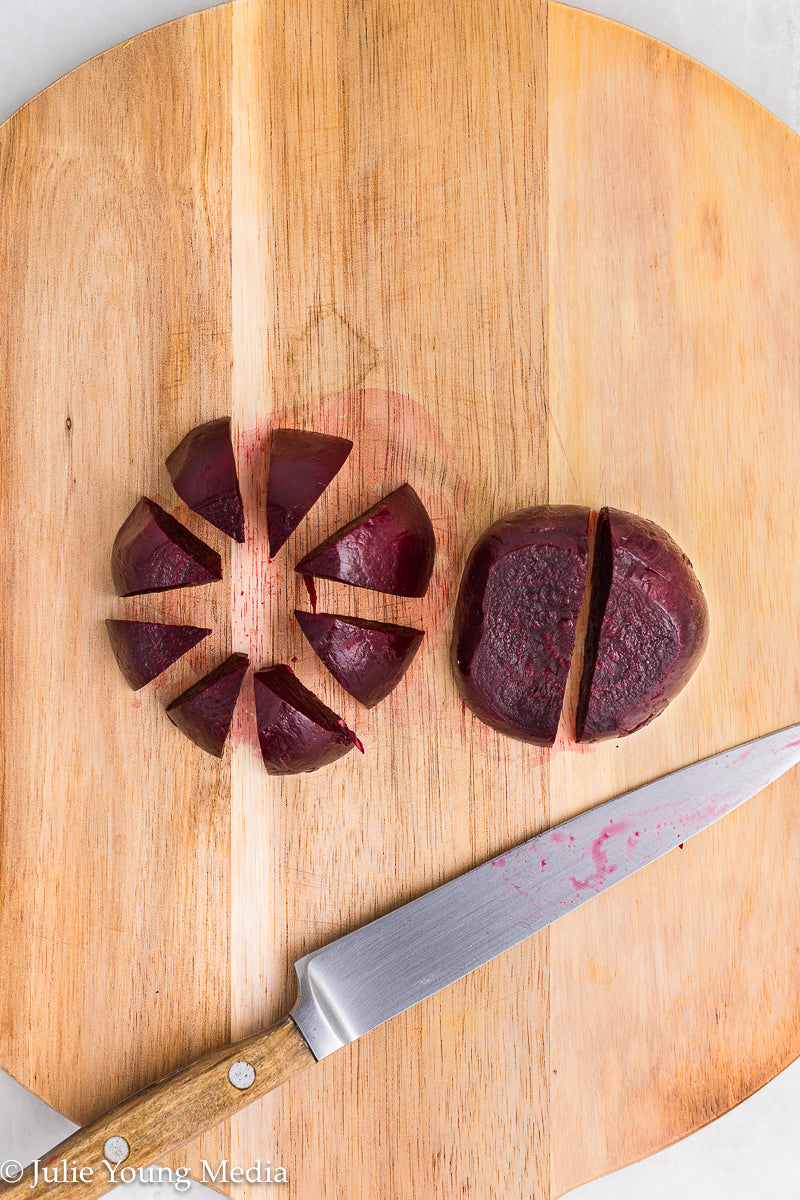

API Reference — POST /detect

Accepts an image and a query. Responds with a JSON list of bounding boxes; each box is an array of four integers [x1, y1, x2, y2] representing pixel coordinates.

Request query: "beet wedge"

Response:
[[254, 665, 357, 774], [267, 428, 353, 556], [451, 506, 590, 745], [166, 417, 245, 542], [577, 508, 709, 742], [111, 498, 222, 596], [295, 610, 424, 707], [166, 653, 249, 757], [105, 619, 211, 691], [296, 483, 435, 597]]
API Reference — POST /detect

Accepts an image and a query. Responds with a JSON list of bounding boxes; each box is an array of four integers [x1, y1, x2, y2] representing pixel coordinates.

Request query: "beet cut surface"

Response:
[[166, 653, 249, 757], [166, 417, 245, 542], [267, 428, 353, 556], [576, 508, 709, 742], [105, 619, 211, 690], [295, 610, 424, 707], [111, 498, 222, 596], [452, 506, 590, 745], [254, 664, 356, 774], [295, 483, 435, 597]]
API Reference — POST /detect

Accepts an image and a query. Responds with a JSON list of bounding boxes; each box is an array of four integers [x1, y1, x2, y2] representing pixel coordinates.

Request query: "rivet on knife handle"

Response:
[[0, 1017, 313, 1200]]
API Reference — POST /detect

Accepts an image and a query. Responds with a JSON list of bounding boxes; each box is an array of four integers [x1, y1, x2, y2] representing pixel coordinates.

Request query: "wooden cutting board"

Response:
[[3, 2, 800, 1196]]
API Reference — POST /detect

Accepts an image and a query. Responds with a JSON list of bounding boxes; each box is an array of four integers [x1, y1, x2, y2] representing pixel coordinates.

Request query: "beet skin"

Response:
[[105, 619, 211, 690], [451, 506, 590, 745], [295, 610, 424, 707], [166, 653, 249, 757], [267, 428, 353, 556], [111, 498, 222, 596], [576, 508, 709, 741], [296, 484, 435, 597], [254, 665, 356, 774], [166, 417, 245, 542]]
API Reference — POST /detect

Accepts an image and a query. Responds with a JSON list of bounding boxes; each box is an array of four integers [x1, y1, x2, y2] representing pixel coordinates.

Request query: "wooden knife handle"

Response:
[[0, 1016, 315, 1200]]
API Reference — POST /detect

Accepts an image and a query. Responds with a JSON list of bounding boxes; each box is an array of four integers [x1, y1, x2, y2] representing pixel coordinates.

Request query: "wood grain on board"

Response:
[[2, 2, 800, 1197]]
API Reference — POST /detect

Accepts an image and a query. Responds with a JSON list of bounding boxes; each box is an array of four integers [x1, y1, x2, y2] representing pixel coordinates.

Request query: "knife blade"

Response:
[[3, 722, 800, 1200]]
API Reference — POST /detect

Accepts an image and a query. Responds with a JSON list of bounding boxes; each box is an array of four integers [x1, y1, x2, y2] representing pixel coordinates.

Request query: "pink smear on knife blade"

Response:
[[569, 820, 630, 893]]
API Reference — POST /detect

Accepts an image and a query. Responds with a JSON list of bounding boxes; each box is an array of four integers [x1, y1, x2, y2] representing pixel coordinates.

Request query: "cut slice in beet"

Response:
[[576, 508, 709, 742], [451, 506, 590, 746], [111, 498, 222, 596], [267, 428, 353, 556], [166, 417, 245, 542], [105, 619, 211, 690], [295, 610, 424, 707], [254, 665, 356, 774], [295, 483, 435, 597], [166, 653, 249, 757]]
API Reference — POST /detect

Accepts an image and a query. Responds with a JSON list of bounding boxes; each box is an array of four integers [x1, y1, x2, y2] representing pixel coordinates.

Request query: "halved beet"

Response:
[[451, 506, 590, 745], [105, 619, 211, 690], [267, 428, 353, 556], [111, 498, 222, 596], [166, 417, 245, 542], [295, 484, 435, 597], [576, 508, 709, 742], [254, 665, 356, 774], [295, 610, 424, 707], [166, 653, 249, 757]]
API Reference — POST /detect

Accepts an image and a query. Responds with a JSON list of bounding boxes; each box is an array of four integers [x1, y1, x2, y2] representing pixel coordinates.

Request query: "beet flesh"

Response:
[[451, 506, 590, 745], [166, 653, 249, 757], [577, 508, 709, 742], [111, 498, 222, 596], [295, 610, 424, 707], [166, 417, 245, 542], [254, 665, 356, 774], [105, 619, 211, 690], [267, 429, 353, 556], [295, 484, 435, 597]]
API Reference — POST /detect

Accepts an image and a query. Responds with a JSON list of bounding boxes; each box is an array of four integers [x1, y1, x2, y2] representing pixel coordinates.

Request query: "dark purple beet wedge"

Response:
[[295, 610, 424, 707], [254, 665, 357, 774], [111, 498, 222, 596], [295, 484, 435, 597], [105, 619, 211, 690], [267, 428, 353, 556], [166, 417, 245, 542], [451, 506, 590, 745], [577, 508, 709, 742], [166, 653, 249, 757]]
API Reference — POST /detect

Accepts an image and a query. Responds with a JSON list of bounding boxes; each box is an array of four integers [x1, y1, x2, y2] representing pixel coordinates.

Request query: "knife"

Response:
[[3, 722, 800, 1200]]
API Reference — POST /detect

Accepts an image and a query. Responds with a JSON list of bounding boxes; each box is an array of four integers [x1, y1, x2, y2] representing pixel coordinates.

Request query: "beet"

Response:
[[253, 665, 356, 774], [111, 498, 222, 596], [267, 428, 353, 556], [295, 610, 424, 707], [451, 506, 590, 745], [295, 484, 435, 597], [165, 653, 249, 757], [576, 508, 709, 741], [166, 417, 245, 542], [105, 619, 211, 690]]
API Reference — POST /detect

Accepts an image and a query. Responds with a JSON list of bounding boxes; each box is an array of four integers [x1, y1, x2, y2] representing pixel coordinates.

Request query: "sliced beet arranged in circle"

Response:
[[166, 653, 249, 757], [451, 506, 590, 746], [267, 428, 353, 556], [166, 417, 245, 542], [254, 664, 357, 774], [295, 483, 435, 597], [295, 610, 424, 708], [111, 498, 222, 597], [105, 619, 211, 690], [576, 508, 709, 742]]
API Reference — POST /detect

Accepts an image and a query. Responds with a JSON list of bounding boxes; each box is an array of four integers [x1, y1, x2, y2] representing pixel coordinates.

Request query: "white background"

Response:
[[1, 3, 799, 1198]]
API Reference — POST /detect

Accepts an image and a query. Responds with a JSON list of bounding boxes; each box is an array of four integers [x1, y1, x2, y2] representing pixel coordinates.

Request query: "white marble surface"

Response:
[[1, 2, 799, 1198]]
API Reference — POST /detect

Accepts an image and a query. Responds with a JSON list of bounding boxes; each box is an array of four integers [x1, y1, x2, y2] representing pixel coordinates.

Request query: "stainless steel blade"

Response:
[[292, 722, 800, 1059]]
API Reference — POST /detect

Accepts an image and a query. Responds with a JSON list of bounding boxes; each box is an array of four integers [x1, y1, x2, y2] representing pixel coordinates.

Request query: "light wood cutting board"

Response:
[[3, 2, 800, 1196]]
